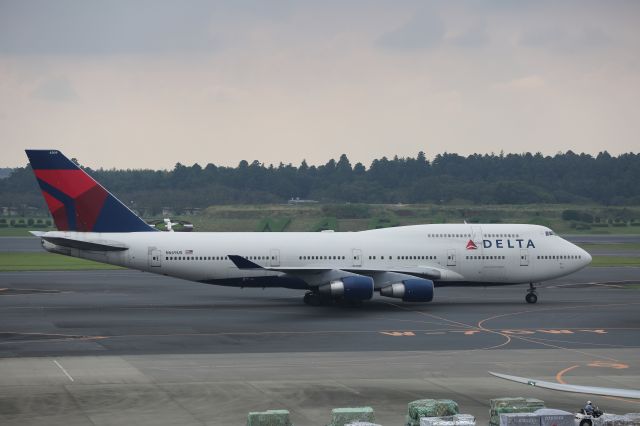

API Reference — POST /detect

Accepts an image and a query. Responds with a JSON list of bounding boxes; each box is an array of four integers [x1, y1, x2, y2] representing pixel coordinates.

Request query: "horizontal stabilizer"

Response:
[[42, 236, 128, 252]]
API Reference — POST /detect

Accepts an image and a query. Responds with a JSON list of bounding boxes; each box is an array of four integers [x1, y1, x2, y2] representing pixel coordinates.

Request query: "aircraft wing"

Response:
[[489, 371, 640, 399], [227, 255, 460, 281]]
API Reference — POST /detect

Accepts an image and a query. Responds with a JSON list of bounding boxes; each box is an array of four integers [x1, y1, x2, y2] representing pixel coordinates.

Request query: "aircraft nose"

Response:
[[581, 248, 592, 266]]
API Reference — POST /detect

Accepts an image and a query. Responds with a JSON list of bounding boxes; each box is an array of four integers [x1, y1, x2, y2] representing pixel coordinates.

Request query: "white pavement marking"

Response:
[[53, 359, 74, 382]]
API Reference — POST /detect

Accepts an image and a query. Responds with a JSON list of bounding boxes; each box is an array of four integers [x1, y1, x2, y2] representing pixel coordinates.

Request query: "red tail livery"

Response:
[[26, 150, 154, 232]]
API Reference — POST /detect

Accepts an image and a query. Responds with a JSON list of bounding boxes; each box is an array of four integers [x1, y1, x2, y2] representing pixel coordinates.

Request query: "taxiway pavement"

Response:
[[0, 267, 639, 425]]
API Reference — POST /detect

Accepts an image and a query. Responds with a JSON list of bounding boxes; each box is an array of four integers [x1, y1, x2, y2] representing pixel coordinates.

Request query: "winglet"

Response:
[[228, 255, 264, 269]]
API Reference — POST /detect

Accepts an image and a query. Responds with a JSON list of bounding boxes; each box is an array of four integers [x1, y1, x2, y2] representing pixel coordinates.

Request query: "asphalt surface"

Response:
[[0, 268, 639, 357], [1, 267, 639, 425], [0, 236, 43, 252]]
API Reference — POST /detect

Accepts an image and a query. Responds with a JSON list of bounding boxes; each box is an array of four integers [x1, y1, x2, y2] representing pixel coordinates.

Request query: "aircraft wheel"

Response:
[[303, 292, 322, 306], [580, 420, 592, 426], [303, 292, 313, 305], [525, 292, 538, 304]]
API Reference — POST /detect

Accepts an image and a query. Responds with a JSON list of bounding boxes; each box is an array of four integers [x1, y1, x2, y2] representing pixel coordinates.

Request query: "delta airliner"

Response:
[[26, 150, 592, 305]]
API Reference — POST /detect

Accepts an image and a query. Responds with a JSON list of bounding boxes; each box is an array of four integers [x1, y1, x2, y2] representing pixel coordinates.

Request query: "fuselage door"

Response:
[[447, 249, 457, 266], [270, 249, 280, 267], [352, 249, 362, 267], [520, 249, 529, 266], [471, 225, 483, 244], [149, 248, 162, 268]]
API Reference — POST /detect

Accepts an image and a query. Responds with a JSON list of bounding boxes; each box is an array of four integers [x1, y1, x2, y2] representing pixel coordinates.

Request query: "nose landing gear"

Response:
[[525, 283, 538, 304]]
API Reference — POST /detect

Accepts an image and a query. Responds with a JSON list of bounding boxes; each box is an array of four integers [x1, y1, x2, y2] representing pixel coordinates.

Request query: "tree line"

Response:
[[1, 151, 638, 215]]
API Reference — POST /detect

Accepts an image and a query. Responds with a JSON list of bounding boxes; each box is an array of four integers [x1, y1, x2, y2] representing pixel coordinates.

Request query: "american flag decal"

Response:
[[185, 249, 193, 255]]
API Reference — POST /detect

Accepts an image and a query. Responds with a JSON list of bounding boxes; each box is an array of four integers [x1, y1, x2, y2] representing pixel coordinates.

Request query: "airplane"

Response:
[[25, 149, 592, 306]]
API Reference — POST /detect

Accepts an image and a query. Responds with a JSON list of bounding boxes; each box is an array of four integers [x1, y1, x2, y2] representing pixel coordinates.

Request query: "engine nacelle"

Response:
[[380, 278, 434, 302], [318, 276, 374, 301]]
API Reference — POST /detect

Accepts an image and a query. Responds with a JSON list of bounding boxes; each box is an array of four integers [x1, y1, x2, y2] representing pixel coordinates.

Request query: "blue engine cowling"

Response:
[[318, 275, 374, 300], [380, 278, 434, 302]]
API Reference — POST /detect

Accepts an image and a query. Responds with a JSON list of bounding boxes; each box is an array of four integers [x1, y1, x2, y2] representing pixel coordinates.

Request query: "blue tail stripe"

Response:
[[36, 178, 77, 230], [92, 195, 155, 233]]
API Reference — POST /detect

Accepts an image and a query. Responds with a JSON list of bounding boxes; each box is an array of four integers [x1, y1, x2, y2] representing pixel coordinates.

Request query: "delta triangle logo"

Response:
[[466, 240, 478, 250]]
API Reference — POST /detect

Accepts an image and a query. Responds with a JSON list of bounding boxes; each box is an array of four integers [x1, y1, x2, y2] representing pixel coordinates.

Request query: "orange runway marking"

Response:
[[587, 361, 629, 369], [554, 363, 640, 405], [555, 364, 579, 384], [382, 301, 513, 351]]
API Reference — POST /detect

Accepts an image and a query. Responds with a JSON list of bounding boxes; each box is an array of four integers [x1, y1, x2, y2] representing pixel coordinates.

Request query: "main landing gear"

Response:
[[303, 291, 332, 306], [525, 283, 538, 304], [303, 291, 363, 307]]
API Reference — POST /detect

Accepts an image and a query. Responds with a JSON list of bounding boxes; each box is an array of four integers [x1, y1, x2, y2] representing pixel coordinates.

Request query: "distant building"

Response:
[[181, 207, 201, 216], [1, 206, 20, 216], [287, 197, 318, 205]]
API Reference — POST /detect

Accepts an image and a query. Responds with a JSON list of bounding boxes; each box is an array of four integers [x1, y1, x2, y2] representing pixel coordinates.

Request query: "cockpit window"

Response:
[[544, 230, 555, 236]]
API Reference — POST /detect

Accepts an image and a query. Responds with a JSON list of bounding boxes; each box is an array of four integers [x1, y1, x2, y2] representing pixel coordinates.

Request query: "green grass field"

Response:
[[0, 252, 123, 271], [2, 203, 640, 234], [578, 243, 640, 251], [188, 203, 640, 233], [590, 256, 640, 267]]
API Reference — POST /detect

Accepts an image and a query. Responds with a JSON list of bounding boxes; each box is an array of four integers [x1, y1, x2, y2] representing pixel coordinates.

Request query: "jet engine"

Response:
[[380, 278, 434, 302], [318, 275, 374, 301]]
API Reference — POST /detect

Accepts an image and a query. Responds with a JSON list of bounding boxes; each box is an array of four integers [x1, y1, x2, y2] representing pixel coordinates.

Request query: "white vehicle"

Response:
[[25, 150, 592, 305], [575, 406, 604, 426]]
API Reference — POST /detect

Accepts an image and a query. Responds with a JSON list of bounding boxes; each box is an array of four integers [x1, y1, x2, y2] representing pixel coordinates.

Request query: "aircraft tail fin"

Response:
[[25, 150, 155, 233]]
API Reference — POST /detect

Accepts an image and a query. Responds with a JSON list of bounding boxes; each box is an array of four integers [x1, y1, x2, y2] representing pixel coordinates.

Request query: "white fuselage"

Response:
[[40, 224, 591, 291]]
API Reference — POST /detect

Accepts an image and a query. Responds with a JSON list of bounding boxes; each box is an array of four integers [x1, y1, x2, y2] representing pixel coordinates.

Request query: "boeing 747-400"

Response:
[[25, 149, 592, 305]]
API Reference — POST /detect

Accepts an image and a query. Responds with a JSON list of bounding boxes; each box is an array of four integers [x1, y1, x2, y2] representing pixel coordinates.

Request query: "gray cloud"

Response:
[[519, 26, 611, 53], [31, 77, 78, 102], [377, 8, 445, 50], [0, 0, 218, 54], [449, 23, 489, 48]]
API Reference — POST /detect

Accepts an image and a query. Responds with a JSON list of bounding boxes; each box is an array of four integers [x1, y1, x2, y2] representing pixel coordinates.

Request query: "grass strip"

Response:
[[0, 252, 123, 271], [578, 243, 640, 251], [590, 256, 640, 267]]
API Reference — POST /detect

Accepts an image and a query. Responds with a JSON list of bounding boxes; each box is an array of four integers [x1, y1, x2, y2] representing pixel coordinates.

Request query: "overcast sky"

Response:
[[0, 0, 639, 169]]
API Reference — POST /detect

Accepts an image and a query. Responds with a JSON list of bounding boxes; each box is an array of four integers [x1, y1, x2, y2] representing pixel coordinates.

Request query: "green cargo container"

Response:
[[247, 409, 292, 426], [328, 407, 375, 426], [489, 398, 545, 426], [406, 399, 460, 426]]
